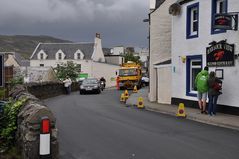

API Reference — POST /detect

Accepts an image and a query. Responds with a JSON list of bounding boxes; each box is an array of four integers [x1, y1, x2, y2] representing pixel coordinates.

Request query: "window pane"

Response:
[[40, 53, 43, 59], [193, 9, 198, 20], [192, 61, 201, 66], [59, 53, 62, 59], [216, 0, 226, 13], [219, 2, 223, 13], [193, 21, 198, 32], [191, 68, 201, 90]]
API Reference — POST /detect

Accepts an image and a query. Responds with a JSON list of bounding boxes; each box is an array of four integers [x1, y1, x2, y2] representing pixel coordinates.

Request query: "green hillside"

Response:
[[0, 35, 72, 59]]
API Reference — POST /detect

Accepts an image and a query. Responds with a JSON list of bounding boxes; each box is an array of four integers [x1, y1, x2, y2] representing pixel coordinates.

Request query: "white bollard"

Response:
[[39, 116, 51, 158]]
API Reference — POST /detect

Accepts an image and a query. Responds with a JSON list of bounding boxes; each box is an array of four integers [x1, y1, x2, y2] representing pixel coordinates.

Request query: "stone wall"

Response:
[[10, 85, 59, 159], [26, 81, 79, 99]]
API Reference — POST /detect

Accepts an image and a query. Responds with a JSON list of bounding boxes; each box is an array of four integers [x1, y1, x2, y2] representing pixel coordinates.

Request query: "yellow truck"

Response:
[[117, 61, 142, 90]]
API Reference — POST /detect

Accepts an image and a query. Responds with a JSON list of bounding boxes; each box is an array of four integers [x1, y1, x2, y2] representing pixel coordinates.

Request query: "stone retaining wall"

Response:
[[26, 81, 79, 99], [10, 85, 59, 159]]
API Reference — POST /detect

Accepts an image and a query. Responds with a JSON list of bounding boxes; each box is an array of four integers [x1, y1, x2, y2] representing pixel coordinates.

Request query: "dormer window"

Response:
[[40, 53, 44, 60], [55, 50, 65, 60], [58, 53, 62, 60], [74, 50, 84, 60], [77, 53, 81, 60], [37, 50, 47, 60]]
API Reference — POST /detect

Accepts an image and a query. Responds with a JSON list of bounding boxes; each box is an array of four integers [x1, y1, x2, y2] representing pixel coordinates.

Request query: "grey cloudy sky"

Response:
[[0, 0, 149, 48]]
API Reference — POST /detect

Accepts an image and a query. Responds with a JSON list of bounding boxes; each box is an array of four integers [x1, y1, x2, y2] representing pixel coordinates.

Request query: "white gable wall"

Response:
[[149, 0, 175, 102], [92, 62, 120, 87]]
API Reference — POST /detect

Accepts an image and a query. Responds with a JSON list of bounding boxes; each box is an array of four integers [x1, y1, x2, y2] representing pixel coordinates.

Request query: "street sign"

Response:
[[0, 54, 4, 87]]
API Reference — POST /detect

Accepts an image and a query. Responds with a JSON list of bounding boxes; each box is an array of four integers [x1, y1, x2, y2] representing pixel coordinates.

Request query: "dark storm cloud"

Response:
[[0, 0, 148, 47]]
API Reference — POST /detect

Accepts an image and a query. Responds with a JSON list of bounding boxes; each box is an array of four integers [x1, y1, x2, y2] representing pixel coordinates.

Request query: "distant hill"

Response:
[[0, 35, 72, 59]]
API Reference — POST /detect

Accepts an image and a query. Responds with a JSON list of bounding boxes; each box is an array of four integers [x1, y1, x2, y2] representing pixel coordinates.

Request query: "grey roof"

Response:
[[154, 59, 171, 66], [15, 52, 30, 66], [155, 0, 166, 9], [31, 43, 95, 60], [178, 0, 194, 5]]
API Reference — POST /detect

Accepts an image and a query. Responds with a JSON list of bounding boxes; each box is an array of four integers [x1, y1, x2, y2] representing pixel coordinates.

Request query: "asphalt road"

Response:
[[44, 89, 239, 159]]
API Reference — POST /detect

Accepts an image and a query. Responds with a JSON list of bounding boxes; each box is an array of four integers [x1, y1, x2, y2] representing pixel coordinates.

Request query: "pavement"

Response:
[[126, 87, 239, 131]]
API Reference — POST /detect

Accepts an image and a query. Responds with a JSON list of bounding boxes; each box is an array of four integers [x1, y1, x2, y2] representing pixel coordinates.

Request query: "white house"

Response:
[[148, 0, 175, 104], [30, 33, 119, 87], [170, 0, 239, 112]]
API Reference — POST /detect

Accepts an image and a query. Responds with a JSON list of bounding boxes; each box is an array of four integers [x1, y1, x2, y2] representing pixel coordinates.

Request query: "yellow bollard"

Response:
[[137, 97, 144, 109], [176, 103, 186, 118], [120, 93, 125, 102], [124, 90, 129, 100], [133, 85, 138, 93]]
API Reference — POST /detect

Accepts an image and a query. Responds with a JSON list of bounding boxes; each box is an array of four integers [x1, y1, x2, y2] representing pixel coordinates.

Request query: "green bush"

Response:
[[9, 76, 24, 88], [0, 97, 27, 150], [0, 88, 6, 100]]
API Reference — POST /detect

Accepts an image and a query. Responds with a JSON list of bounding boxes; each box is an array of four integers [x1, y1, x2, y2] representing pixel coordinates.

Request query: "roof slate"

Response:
[[31, 43, 95, 60], [155, 0, 166, 9], [15, 52, 30, 66]]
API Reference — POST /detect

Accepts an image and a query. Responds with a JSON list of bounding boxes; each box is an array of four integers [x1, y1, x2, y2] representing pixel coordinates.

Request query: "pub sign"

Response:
[[206, 42, 235, 67], [213, 14, 233, 30]]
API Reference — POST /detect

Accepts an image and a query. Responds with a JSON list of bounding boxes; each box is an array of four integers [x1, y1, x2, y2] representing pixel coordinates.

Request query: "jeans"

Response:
[[208, 95, 218, 115], [65, 86, 71, 94]]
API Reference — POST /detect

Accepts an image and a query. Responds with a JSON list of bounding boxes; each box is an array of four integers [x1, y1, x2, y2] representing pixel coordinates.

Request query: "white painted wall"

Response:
[[156, 65, 172, 104], [112, 46, 124, 55], [91, 62, 120, 87], [149, 0, 175, 102], [172, 0, 239, 107], [105, 56, 123, 65], [30, 60, 93, 76], [30, 59, 119, 87]]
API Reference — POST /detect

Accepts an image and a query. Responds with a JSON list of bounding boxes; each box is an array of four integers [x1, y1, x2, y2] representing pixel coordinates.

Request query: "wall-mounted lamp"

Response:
[[181, 56, 186, 63]]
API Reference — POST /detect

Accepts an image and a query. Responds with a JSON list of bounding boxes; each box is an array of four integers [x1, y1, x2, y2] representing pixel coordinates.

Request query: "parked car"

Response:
[[141, 76, 149, 86], [79, 78, 101, 94]]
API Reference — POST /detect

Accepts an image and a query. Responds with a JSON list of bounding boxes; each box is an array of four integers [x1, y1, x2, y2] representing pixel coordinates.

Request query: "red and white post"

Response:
[[39, 116, 51, 158]]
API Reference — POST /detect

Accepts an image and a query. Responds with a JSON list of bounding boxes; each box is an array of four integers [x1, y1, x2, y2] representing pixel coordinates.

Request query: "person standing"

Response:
[[63, 76, 72, 94], [195, 66, 209, 114], [208, 71, 222, 116]]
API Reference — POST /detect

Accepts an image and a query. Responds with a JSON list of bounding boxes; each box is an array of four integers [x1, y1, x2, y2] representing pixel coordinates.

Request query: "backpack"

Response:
[[213, 82, 222, 91]]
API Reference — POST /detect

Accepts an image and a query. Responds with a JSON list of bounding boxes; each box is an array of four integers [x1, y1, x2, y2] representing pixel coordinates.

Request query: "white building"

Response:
[[111, 46, 124, 55], [170, 0, 239, 112], [148, 0, 175, 104], [30, 33, 119, 87]]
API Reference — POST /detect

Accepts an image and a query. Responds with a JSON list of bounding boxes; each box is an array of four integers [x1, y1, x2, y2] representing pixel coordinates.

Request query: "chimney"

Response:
[[96, 33, 101, 39]]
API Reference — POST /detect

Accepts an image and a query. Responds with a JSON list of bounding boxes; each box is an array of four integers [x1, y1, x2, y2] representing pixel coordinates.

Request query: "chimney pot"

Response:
[[96, 33, 101, 38]]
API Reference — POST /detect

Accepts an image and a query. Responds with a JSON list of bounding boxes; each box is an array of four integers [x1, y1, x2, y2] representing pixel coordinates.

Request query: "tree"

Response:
[[123, 52, 141, 64], [54, 61, 81, 81]]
